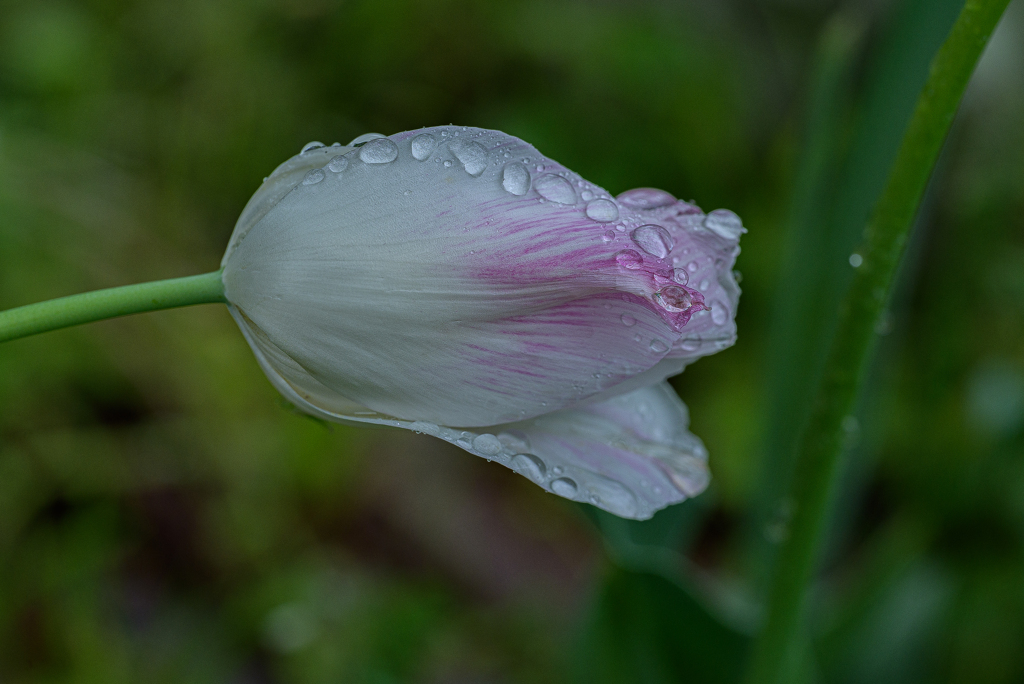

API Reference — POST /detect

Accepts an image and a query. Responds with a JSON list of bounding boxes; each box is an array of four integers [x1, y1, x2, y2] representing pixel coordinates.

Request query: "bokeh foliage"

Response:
[[1, 0, 1023, 682]]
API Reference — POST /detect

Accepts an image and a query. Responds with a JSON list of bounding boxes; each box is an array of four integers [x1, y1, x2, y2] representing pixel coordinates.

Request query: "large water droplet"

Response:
[[502, 162, 531, 195], [617, 188, 677, 209], [300, 141, 325, 154], [620, 313, 637, 327], [551, 477, 578, 498], [511, 453, 546, 483], [650, 339, 669, 353], [586, 198, 619, 222], [410, 133, 436, 161], [615, 249, 644, 269], [472, 433, 502, 456], [302, 169, 325, 185], [703, 209, 744, 240], [449, 139, 488, 177], [654, 286, 692, 312], [348, 132, 386, 146], [710, 299, 729, 324], [631, 224, 673, 258], [534, 174, 577, 204], [327, 155, 348, 173], [359, 138, 399, 164]]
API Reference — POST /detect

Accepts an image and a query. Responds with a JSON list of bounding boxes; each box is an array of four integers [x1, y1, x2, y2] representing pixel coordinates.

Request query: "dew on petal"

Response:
[[687, 260, 699, 273], [615, 249, 644, 269], [620, 313, 637, 327], [589, 480, 639, 518], [710, 299, 729, 325], [410, 133, 437, 161], [703, 209, 745, 240], [617, 187, 676, 209], [650, 339, 669, 353], [348, 132, 386, 146], [498, 431, 530, 452], [581, 189, 595, 201], [327, 155, 348, 173], [473, 433, 503, 456], [586, 198, 620, 222], [699, 279, 710, 292], [511, 453, 546, 483], [302, 169, 325, 185], [359, 138, 399, 164], [654, 286, 692, 312], [673, 268, 689, 285], [300, 141, 325, 154], [502, 162, 531, 195], [534, 174, 577, 204], [551, 477, 578, 498], [680, 337, 701, 351], [449, 139, 488, 176], [631, 224, 673, 258]]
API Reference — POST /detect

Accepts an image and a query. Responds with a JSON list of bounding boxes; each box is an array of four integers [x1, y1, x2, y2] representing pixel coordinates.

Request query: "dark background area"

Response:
[[1, 0, 1023, 681]]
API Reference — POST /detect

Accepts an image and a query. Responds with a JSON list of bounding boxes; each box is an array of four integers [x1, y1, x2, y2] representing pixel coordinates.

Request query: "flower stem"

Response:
[[0, 270, 226, 344], [744, 1, 1010, 682]]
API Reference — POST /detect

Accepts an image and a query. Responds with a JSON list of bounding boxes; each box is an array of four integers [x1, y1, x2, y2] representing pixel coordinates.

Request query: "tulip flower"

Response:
[[222, 126, 743, 519], [0, 125, 742, 520]]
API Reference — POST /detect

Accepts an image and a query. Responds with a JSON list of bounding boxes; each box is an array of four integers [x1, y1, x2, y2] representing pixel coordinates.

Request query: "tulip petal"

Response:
[[223, 126, 742, 428]]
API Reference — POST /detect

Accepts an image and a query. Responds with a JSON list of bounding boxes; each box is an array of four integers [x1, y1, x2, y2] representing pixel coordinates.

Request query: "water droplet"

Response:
[[586, 198, 619, 222], [552, 465, 563, 475], [327, 155, 348, 173], [650, 339, 669, 353], [501, 162, 531, 195], [711, 300, 729, 324], [681, 337, 701, 351], [631, 224, 673, 258], [498, 431, 530, 452], [302, 169, 325, 185], [410, 421, 438, 435], [511, 453, 546, 483], [534, 174, 577, 204], [673, 268, 689, 285], [849, 253, 863, 267], [601, 230, 615, 243], [590, 480, 639, 518], [703, 209, 745, 239], [359, 138, 399, 164], [616, 187, 676, 209], [699, 279, 710, 291], [615, 249, 644, 269], [449, 139, 488, 176], [472, 433, 502, 456], [348, 132, 386, 146], [581, 189, 595, 201], [620, 313, 636, 327], [551, 477, 578, 498], [300, 141, 325, 154], [687, 260, 699, 273], [410, 133, 437, 161], [654, 286, 692, 312]]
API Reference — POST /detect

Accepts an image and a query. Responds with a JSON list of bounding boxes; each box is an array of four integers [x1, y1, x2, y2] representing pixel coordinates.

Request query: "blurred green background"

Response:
[[1, 0, 1023, 681]]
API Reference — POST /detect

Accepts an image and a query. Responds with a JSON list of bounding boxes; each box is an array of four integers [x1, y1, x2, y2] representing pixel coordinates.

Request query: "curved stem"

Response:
[[0, 270, 226, 343], [744, 1, 1010, 683]]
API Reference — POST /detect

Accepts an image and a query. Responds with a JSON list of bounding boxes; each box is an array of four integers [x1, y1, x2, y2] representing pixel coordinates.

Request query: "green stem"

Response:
[[0, 270, 226, 343], [744, 2, 1010, 683]]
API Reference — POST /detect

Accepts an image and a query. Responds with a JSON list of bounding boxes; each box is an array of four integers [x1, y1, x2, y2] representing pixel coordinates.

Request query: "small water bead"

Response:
[[586, 198, 620, 223], [327, 155, 348, 173], [550, 477, 578, 498], [581, 189, 595, 201], [302, 169, 325, 185], [300, 141, 325, 154], [502, 162, 531, 195], [359, 138, 399, 164], [617, 187, 677, 209], [511, 453, 546, 483], [654, 286, 692, 312], [348, 132, 386, 146], [472, 433, 503, 456], [601, 231, 615, 243], [449, 139, 488, 176], [699, 279, 710, 292], [410, 133, 437, 161], [680, 337, 701, 351], [630, 224, 673, 259], [620, 313, 637, 327], [615, 249, 644, 269], [534, 174, 577, 204], [703, 209, 745, 240], [710, 300, 729, 325], [687, 260, 699, 273], [650, 339, 669, 353], [443, 160, 453, 168], [673, 268, 689, 285], [498, 431, 530, 452]]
